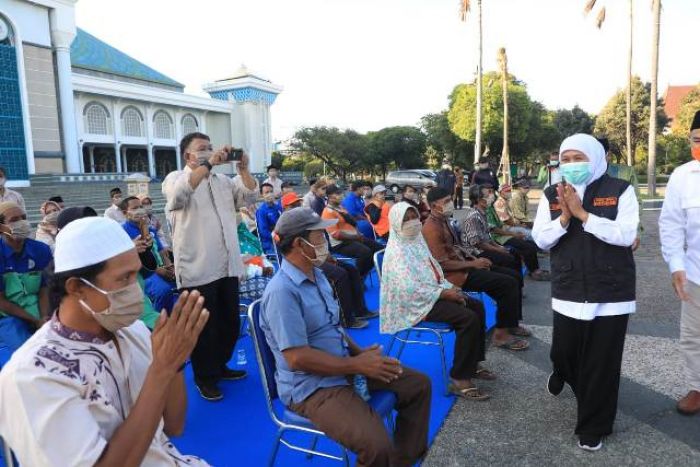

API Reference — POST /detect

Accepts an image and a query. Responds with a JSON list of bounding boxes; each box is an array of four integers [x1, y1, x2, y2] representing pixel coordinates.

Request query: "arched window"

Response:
[[182, 114, 198, 136], [153, 111, 174, 139], [83, 102, 111, 135], [121, 106, 144, 137]]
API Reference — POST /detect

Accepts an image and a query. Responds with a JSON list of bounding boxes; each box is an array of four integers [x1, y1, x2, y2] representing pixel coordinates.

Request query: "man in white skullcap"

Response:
[[0, 217, 211, 466]]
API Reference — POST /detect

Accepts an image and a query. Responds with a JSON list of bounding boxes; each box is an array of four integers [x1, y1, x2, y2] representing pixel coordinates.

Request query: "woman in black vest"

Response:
[[532, 134, 639, 452]]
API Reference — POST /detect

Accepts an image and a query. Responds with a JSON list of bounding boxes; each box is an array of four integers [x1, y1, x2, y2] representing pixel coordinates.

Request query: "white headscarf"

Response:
[[559, 133, 608, 194]]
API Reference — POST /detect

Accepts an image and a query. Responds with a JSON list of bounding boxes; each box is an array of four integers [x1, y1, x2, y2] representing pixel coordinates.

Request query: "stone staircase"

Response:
[[16, 174, 168, 226]]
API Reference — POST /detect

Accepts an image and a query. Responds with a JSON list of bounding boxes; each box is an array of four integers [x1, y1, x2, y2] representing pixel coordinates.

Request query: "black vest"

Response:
[[544, 175, 635, 303]]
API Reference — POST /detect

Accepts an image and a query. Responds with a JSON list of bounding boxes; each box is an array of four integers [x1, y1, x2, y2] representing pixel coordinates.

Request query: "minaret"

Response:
[[203, 65, 282, 174]]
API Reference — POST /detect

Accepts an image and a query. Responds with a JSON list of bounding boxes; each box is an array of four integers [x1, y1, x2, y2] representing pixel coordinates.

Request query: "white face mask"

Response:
[[143, 205, 153, 215], [485, 194, 496, 206], [269, 171, 279, 179], [401, 219, 422, 239], [301, 238, 329, 267], [441, 201, 455, 217], [9, 219, 32, 239], [78, 278, 144, 332]]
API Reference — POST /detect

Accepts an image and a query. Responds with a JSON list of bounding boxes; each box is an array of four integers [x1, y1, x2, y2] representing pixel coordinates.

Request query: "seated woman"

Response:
[[364, 185, 392, 241], [380, 202, 494, 400], [237, 219, 275, 302], [35, 201, 62, 251], [401, 185, 430, 223]]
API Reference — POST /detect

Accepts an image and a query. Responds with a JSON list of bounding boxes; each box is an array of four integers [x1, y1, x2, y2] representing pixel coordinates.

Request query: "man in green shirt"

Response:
[[598, 137, 642, 251]]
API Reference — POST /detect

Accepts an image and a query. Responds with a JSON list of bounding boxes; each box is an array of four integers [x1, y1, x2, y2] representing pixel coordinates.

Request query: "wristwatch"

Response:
[[200, 160, 213, 172]]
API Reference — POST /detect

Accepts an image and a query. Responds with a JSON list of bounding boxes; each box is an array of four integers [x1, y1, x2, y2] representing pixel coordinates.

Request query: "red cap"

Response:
[[281, 192, 302, 209]]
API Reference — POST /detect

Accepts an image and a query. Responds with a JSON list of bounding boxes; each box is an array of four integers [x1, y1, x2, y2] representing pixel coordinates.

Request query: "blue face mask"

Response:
[[560, 161, 591, 185]]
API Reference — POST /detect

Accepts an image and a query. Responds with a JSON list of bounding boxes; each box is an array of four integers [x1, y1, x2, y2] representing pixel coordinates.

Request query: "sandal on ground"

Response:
[[509, 326, 532, 337], [493, 337, 530, 351], [475, 367, 497, 380], [448, 383, 491, 401]]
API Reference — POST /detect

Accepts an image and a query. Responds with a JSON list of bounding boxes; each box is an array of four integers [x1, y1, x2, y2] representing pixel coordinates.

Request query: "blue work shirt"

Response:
[[122, 221, 164, 251], [260, 260, 349, 406], [342, 192, 366, 219], [255, 202, 282, 254], [0, 237, 52, 292]]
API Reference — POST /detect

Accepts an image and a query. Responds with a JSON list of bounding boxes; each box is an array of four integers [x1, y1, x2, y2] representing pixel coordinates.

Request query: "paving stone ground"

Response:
[[424, 209, 700, 467]]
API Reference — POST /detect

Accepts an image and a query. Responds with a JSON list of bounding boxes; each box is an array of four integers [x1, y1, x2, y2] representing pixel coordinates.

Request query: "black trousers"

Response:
[[424, 297, 485, 379], [454, 186, 464, 210], [504, 237, 540, 272], [462, 268, 520, 328], [181, 276, 239, 382], [551, 312, 629, 438], [320, 261, 368, 324], [477, 249, 523, 288], [331, 239, 384, 277]]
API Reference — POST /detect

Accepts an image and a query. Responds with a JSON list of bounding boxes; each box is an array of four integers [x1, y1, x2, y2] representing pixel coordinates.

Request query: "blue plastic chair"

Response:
[[373, 249, 454, 395], [247, 300, 397, 466]]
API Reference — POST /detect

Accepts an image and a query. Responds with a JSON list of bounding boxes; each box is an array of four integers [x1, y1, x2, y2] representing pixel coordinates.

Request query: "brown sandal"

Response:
[[493, 337, 530, 351], [448, 384, 491, 401], [475, 367, 497, 380]]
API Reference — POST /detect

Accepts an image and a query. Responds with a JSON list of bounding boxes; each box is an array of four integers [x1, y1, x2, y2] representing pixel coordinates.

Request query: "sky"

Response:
[[75, 0, 699, 142]]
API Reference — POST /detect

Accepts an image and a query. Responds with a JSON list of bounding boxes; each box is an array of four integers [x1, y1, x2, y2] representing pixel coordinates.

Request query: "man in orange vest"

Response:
[[364, 185, 392, 241]]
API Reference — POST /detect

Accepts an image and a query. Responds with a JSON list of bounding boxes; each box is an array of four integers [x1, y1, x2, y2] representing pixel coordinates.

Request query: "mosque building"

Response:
[[0, 0, 282, 186]]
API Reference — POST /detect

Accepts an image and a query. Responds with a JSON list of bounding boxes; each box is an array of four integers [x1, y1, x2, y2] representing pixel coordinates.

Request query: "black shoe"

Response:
[[220, 367, 247, 381], [195, 380, 224, 402], [356, 310, 379, 320], [577, 435, 603, 451], [346, 319, 369, 329], [546, 372, 565, 396]]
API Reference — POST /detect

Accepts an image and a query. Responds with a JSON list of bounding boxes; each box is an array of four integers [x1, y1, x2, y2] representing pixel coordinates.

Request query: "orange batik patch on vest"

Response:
[[593, 197, 618, 207]]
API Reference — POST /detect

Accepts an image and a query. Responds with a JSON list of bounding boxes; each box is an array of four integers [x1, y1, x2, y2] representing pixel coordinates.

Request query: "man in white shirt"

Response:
[[0, 216, 210, 466], [262, 165, 284, 198], [0, 166, 25, 210], [658, 110, 700, 416], [103, 187, 126, 223], [163, 132, 258, 401]]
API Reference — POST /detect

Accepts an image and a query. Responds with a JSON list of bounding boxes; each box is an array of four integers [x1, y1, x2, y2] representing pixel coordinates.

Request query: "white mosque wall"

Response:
[[2, 0, 51, 47]]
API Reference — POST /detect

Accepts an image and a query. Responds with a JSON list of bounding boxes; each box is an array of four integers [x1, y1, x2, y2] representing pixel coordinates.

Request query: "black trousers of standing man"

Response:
[[551, 312, 629, 438], [461, 268, 521, 328], [181, 276, 240, 384]]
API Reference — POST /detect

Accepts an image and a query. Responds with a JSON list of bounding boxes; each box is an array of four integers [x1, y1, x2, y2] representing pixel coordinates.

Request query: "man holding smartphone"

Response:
[[163, 132, 258, 401]]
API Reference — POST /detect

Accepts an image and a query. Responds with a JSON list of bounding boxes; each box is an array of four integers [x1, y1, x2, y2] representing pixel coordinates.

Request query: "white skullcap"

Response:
[[54, 217, 136, 273]]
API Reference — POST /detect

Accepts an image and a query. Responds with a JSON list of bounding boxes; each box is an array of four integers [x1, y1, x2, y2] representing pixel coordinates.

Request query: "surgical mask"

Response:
[[269, 171, 279, 178], [9, 220, 31, 239], [263, 193, 275, 203], [502, 191, 512, 200], [479, 163, 488, 170], [440, 201, 455, 217], [78, 279, 144, 332], [127, 208, 148, 222], [404, 192, 416, 201], [0, 177, 6, 187], [401, 219, 422, 239], [486, 194, 496, 206], [143, 205, 153, 215], [548, 160, 560, 168], [692, 146, 700, 162], [112, 197, 122, 206], [560, 161, 591, 185], [196, 150, 214, 166], [301, 238, 329, 267]]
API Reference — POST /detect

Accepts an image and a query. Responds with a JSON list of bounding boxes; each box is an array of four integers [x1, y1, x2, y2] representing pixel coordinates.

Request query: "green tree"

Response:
[[672, 84, 700, 135], [420, 112, 472, 167], [594, 76, 667, 165], [290, 127, 370, 181], [367, 126, 427, 178], [553, 105, 594, 138]]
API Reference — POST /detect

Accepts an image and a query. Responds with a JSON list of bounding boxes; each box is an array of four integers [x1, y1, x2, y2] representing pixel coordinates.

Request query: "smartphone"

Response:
[[226, 148, 244, 162]]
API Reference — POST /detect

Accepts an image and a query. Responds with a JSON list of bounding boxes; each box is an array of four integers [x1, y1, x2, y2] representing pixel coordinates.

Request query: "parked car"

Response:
[[385, 170, 437, 193]]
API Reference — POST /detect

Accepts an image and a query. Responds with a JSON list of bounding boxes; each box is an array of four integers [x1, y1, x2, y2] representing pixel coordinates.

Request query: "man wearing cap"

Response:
[[261, 208, 431, 466], [0, 217, 210, 465], [163, 132, 258, 401], [659, 110, 700, 416], [471, 157, 499, 192], [0, 202, 52, 352], [510, 178, 533, 228], [104, 187, 126, 223], [281, 192, 303, 210], [364, 185, 392, 241], [537, 152, 562, 188], [256, 183, 283, 254], [323, 185, 383, 277]]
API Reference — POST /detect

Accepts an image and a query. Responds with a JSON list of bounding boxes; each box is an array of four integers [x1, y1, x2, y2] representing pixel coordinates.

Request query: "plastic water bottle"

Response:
[[353, 375, 370, 401], [237, 349, 247, 366]]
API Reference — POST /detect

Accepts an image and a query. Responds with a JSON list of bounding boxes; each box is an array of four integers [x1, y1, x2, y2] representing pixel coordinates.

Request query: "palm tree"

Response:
[[497, 47, 510, 185], [460, 0, 483, 165], [647, 0, 662, 196], [584, 0, 634, 166]]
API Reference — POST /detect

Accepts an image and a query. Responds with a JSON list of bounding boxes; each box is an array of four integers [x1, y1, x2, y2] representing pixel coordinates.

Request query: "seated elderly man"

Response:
[[0, 202, 52, 352], [422, 188, 530, 350], [261, 208, 431, 466], [492, 184, 533, 240], [510, 178, 534, 228]]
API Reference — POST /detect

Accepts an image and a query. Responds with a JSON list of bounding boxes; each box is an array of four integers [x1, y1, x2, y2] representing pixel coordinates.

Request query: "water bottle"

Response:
[[237, 349, 247, 366], [353, 375, 370, 401]]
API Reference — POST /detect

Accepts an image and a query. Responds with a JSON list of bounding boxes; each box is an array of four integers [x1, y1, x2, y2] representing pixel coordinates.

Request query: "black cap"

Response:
[[48, 196, 64, 204], [691, 110, 700, 131], [57, 206, 98, 230]]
